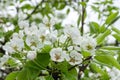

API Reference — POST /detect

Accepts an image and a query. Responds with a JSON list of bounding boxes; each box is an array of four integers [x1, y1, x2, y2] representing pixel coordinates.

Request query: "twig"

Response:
[[78, 56, 92, 80], [25, 0, 44, 20], [81, 0, 85, 36], [68, 56, 92, 71]]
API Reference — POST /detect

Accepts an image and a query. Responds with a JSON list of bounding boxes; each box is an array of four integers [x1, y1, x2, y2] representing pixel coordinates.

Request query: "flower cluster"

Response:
[[2, 16, 97, 67]]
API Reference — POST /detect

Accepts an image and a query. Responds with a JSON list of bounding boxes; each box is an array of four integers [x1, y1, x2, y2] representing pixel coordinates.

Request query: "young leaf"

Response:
[[112, 27, 120, 34], [105, 12, 119, 26], [61, 68, 77, 80], [112, 34, 120, 41], [5, 71, 19, 80], [90, 63, 110, 80], [101, 46, 120, 50], [95, 55, 120, 70], [17, 68, 40, 80], [77, 14, 81, 27], [89, 22, 100, 34], [96, 29, 111, 45]]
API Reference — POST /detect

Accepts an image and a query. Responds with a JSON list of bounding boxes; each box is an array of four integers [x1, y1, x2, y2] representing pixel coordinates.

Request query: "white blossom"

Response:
[[27, 51, 37, 60], [46, 30, 58, 43], [50, 48, 66, 62], [42, 16, 57, 30], [3, 38, 24, 54], [67, 46, 74, 51], [18, 20, 29, 29], [26, 35, 43, 50], [66, 50, 82, 65], [80, 35, 97, 55], [24, 25, 38, 36], [108, 67, 120, 80], [12, 30, 24, 39], [64, 25, 81, 44], [0, 55, 9, 68], [59, 35, 67, 44]]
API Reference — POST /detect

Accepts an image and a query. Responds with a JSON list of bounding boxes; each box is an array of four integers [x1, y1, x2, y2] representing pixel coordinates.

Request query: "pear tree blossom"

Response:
[[66, 50, 82, 65], [0, 0, 120, 80], [27, 51, 37, 60], [50, 48, 66, 62]]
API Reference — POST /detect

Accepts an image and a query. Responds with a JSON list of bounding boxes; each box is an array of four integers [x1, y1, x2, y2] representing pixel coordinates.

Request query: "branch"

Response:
[[78, 56, 92, 80], [25, 0, 44, 20], [68, 56, 92, 71], [80, 0, 85, 36]]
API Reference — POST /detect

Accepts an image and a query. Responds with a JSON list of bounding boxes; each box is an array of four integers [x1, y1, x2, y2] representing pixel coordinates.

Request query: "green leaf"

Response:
[[57, 3, 66, 10], [117, 51, 120, 63], [91, 5, 100, 12], [25, 52, 50, 70], [95, 55, 120, 70], [79, 2, 86, 7], [34, 52, 50, 69], [17, 68, 40, 80], [89, 22, 100, 34], [21, 4, 33, 10], [17, 69, 29, 80], [0, 27, 4, 38], [66, 8, 70, 14], [5, 71, 18, 80], [61, 68, 77, 80], [45, 75, 54, 80], [77, 15, 81, 27], [112, 27, 120, 34], [41, 45, 52, 53], [112, 34, 120, 41], [96, 49, 115, 56], [4, 30, 13, 41], [96, 29, 111, 45], [82, 51, 91, 58], [90, 63, 110, 80], [53, 61, 68, 73], [101, 46, 120, 50], [54, 23, 63, 30], [105, 12, 119, 26], [99, 25, 106, 33]]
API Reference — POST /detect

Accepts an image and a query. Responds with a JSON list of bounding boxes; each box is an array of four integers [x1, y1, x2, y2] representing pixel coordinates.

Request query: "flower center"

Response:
[[13, 45, 18, 51], [40, 35, 45, 42], [69, 57, 76, 63], [86, 44, 93, 50], [45, 22, 51, 28], [55, 53, 61, 60], [30, 42, 37, 47]]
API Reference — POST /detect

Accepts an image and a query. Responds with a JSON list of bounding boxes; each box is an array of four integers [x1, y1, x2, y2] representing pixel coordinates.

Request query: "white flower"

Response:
[[26, 35, 43, 50], [42, 16, 56, 29], [64, 25, 81, 44], [66, 50, 82, 65], [18, 20, 29, 29], [0, 55, 9, 68], [59, 35, 67, 44], [50, 48, 66, 62], [2, 42, 13, 53], [64, 26, 80, 38], [27, 51, 37, 60], [12, 30, 24, 39], [3, 38, 24, 54], [37, 26, 48, 42], [46, 30, 58, 43], [18, 10, 27, 20], [67, 46, 74, 51], [108, 67, 120, 80], [80, 35, 97, 55], [24, 25, 38, 36]]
